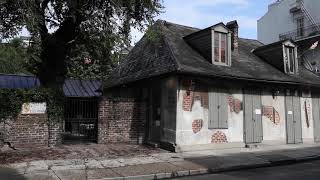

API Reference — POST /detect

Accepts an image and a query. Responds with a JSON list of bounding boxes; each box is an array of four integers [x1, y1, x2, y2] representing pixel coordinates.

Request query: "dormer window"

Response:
[[253, 39, 298, 75], [284, 46, 296, 74], [282, 42, 298, 74], [214, 32, 228, 64], [212, 26, 231, 66], [184, 22, 234, 66]]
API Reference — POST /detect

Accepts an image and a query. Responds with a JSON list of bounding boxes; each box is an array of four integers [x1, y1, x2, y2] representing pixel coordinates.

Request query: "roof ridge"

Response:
[[159, 19, 200, 31], [160, 22, 182, 72]]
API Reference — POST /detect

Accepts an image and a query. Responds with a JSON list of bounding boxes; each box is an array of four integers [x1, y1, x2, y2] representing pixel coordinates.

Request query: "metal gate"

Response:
[[64, 98, 98, 142]]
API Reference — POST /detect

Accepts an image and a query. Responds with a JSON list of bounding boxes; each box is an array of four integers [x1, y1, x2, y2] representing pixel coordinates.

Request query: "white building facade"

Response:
[[258, 0, 320, 45]]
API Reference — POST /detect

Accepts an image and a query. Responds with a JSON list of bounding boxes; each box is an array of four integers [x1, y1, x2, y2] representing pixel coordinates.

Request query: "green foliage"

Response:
[[0, 89, 23, 121], [145, 21, 164, 45], [0, 0, 163, 123], [0, 38, 31, 74], [1, 0, 163, 85], [0, 88, 63, 124]]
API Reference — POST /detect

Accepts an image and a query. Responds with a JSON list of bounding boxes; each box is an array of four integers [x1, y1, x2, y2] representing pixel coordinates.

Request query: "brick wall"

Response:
[[98, 97, 146, 144], [48, 122, 63, 147], [0, 114, 49, 148], [0, 114, 63, 148]]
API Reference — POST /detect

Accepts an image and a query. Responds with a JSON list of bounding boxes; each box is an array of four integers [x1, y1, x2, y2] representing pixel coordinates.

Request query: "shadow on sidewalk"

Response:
[[0, 167, 27, 180], [180, 145, 320, 171]]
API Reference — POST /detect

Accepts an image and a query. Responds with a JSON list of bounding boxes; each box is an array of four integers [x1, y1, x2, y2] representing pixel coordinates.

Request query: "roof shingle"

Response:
[[106, 20, 320, 87]]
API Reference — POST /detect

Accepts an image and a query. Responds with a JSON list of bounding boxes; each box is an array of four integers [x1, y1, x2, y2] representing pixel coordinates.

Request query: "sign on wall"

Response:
[[21, 102, 47, 114]]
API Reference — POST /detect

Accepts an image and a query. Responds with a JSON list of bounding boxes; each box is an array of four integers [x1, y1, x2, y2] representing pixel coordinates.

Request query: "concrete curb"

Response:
[[94, 154, 320, 180]]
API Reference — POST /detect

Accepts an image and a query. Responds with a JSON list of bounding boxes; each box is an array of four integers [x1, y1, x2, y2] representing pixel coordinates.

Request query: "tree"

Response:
[[0, 38, 31, 74], [1, 0, 162, 86], [0, 0, 163, 124]]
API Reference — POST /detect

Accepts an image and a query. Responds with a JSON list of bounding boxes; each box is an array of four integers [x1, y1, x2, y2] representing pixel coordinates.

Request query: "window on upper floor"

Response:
[[297, 18, 304, 38], [284, 45, 297, 74], [213, 32, 230, 65]]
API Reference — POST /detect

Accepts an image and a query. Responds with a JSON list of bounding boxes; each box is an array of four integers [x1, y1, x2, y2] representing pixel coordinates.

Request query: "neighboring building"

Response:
[[19, 36, 33, 47], [258, 0, 320, 44], [0, 36, 32, 47], [294, 34, 320, 73], [103, 20, 320, 152]]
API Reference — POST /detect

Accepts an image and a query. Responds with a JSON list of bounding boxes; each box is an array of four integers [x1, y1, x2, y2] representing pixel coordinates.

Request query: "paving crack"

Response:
[[51, 169, 62, 180], [84, 158, 89, 180]]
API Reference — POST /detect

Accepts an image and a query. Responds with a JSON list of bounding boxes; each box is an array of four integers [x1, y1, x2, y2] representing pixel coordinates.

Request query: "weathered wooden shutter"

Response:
[[293, 95, 302, 143], [209, 88, 219, 128], [312, 92, 320, 142], [219, 90, 228, 128], [209, 88, 228, 129]]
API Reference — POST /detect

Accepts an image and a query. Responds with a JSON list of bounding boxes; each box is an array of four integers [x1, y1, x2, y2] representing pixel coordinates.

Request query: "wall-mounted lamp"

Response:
[[272, 89, 280, 99]]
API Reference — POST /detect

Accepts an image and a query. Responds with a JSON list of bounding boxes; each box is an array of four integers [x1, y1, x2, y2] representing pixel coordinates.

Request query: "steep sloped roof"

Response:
[[106, 20, 320, 88], [0, 74, 101, 97]]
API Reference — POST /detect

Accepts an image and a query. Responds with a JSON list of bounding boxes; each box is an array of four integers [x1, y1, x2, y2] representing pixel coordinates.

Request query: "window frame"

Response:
[[283, 44, 298, 74], [297, 17, 304, 38], [212, 29, 231, 66]]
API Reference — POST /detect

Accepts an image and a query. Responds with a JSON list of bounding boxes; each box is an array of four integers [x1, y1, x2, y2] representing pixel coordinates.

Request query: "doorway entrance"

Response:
[[64, 97, 98, 143], [285, 89, 302, 144], [244, 89, 263, 144], [148, 87, 161, 143]]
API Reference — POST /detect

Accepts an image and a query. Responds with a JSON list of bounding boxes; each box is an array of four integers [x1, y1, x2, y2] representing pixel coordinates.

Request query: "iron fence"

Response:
[[279, 24, 320, 41]]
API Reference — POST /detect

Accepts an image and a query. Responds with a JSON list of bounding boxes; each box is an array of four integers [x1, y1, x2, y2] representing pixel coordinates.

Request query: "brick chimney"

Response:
[[226, 20, 239, 53]]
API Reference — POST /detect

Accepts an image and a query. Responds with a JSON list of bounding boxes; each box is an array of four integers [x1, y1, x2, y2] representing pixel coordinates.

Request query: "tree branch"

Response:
[[35, 0, 49, 40]]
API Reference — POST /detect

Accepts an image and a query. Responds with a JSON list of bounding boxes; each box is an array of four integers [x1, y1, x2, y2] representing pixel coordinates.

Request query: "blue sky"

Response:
[[131, 0, 274, 43], [18, 0, 274, 44]]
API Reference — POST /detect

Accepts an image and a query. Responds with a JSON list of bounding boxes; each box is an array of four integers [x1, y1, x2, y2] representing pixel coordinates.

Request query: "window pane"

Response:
[[214, 32, 219, 62], [297, 18, 304, 37], [289, 48, 295, 73], [221, 34, 227, 63], [284, 48, 290, 73]]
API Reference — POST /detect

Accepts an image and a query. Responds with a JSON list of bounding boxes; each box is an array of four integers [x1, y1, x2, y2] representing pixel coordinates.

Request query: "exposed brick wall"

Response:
[[262, 106, 280, 125], [211, 131, 228, 144], [98, 97, 146, 144], [0, 114, 49, 148], [183, 91, 193, 111], [48, 122, 63, 147], [227, 95, 243, 113], [192, 119, 203, 134]]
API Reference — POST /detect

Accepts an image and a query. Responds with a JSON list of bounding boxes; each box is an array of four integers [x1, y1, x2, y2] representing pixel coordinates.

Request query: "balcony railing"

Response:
[[279, 23, 320, 41]]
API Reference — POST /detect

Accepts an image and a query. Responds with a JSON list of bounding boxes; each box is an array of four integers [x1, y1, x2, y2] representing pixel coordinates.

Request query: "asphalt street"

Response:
[[174, 160, 320, 180]]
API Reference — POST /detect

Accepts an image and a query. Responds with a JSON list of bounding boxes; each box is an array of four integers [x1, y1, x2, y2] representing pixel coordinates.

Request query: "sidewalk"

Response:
[[2, 143, 320, 180]]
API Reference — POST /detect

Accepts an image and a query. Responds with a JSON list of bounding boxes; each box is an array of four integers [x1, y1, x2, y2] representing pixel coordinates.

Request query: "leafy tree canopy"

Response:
[[0, 0, 163, 85], [0, 38, 31, 74]]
